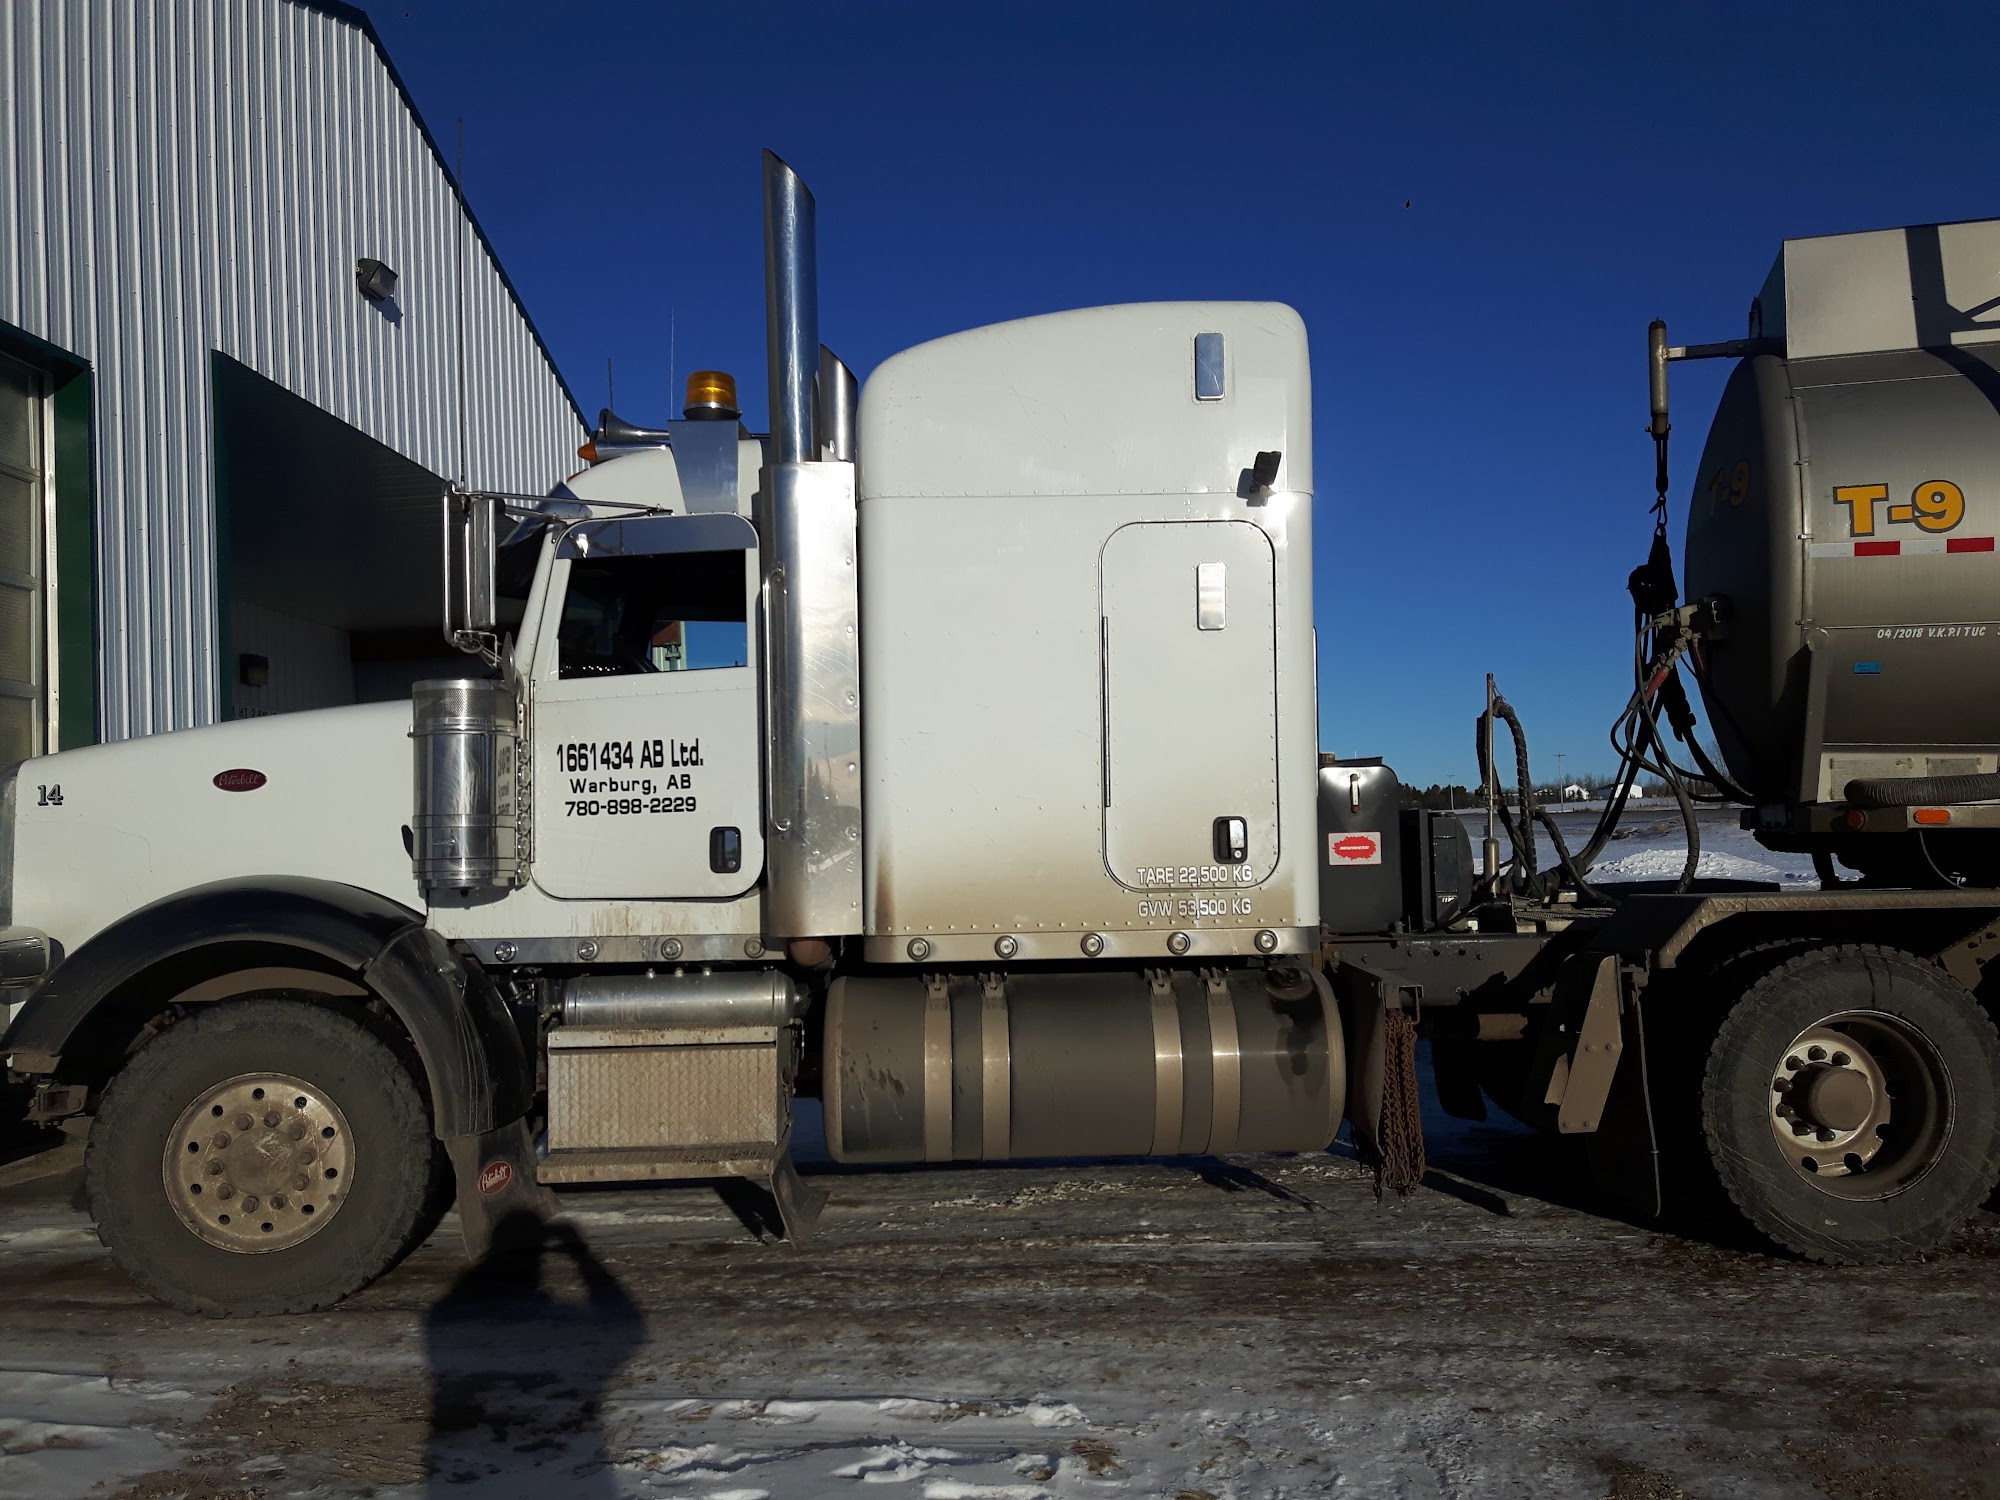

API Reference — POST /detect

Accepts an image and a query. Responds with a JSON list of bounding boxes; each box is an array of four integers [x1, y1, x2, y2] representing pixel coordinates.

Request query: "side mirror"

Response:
[[442, 486, 498, 651]]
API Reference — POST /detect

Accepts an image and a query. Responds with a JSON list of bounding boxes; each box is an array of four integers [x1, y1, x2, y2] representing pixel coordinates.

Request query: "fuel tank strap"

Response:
[[980, 976, 1010, 1160], [1206, 971, 1241, 1153], [1148, 971, 1184, 1155], [922, 976, 953, 1162]]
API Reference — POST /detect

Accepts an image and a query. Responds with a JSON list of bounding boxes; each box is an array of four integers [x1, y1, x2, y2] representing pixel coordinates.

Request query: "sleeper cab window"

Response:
[[557, 547, 749, 679]]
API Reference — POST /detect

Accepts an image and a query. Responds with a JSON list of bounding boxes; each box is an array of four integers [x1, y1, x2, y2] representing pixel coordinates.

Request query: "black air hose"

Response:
[[1655, 667, 1756, 805], [1845, 773, 2000, 809], [1477, 695, 1607, 903]]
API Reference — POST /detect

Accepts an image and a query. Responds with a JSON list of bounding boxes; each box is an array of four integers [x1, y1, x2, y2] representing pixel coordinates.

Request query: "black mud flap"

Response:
[[446, 1117, 560, 1260], [768, 1134, 829, 1243], [1585, 991, 1662, 1218], [1338, 986, 1386, 1164]]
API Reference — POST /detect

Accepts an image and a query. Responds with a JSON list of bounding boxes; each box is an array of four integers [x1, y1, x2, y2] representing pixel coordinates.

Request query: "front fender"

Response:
[[1, 877, 529, 1138]]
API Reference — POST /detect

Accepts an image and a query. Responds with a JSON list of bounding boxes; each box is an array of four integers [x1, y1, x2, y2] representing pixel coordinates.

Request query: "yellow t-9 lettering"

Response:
[[1833, 483, 1888, 537], [1911, 479, 1965, 532]]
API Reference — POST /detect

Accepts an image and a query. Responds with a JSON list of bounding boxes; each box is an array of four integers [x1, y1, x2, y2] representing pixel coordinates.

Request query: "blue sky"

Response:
[[370, 1, 2000, 786]]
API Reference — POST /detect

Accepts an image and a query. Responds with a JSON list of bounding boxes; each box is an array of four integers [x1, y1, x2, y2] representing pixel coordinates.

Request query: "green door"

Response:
[[0, 352, 46, 764]]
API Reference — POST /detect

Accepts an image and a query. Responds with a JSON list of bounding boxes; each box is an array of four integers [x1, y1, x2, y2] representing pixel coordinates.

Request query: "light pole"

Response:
[[1556, 752, 1565, 799]]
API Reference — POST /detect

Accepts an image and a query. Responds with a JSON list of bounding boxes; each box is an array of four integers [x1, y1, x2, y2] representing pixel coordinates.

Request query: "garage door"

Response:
[[0, 353, 47, 764]]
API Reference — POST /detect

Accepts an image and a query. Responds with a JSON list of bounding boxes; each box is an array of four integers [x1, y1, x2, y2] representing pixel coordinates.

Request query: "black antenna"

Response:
[[454, 118, 468, 487]]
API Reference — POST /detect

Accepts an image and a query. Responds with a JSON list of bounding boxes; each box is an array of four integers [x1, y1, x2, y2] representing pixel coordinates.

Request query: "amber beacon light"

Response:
[[684, 370, 740, 419]]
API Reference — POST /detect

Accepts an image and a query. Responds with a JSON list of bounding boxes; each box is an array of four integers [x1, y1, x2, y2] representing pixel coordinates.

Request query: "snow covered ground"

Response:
[[1458, 806, 1829, 889], [0, 1085, 1994, 1500]]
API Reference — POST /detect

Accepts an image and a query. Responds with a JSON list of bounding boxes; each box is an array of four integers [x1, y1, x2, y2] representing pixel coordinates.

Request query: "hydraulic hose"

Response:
[[1476, 695, 1607, 904]]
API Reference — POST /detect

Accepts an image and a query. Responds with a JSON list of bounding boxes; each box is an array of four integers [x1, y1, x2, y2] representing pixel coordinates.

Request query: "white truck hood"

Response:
[[7, 700, 420, 956]]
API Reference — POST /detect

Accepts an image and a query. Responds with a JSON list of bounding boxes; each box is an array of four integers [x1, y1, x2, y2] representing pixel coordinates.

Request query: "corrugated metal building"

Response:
[[0, 0, 585, 753]]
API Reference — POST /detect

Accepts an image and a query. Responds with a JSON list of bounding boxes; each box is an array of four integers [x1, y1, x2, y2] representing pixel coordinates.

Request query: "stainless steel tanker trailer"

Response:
[[1, 157, 1996, 1315]]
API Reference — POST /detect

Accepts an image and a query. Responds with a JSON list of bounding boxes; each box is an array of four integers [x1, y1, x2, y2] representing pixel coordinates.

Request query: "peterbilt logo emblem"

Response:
[[212, 769, 267, 792], [477, 1160, 513, 1196]]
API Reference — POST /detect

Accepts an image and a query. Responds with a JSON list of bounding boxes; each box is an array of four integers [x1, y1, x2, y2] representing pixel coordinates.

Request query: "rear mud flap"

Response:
[[1340, 989, 1386, 1163], [1334, 965, 1426, 1195]]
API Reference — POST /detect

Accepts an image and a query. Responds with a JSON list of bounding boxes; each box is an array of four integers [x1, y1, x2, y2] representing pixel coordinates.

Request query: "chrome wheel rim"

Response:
[[1766, 1010, 1951, 1201], [161, 1073, 353, 1252]]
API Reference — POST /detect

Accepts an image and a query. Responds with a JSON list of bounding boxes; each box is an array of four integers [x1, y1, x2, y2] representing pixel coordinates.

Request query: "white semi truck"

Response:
[[3, 156, 1998, 1314]]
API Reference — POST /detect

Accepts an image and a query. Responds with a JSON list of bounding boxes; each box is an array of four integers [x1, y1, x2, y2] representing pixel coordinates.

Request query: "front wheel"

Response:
[[1700, 944, 2000, 1263], [88, 998, 446, 1315]]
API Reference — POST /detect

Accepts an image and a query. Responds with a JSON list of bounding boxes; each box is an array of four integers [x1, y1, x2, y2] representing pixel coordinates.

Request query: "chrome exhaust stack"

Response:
[[758, 151, 863, 940], [763, 150, 819, 466], [817, 344, 857, 462]]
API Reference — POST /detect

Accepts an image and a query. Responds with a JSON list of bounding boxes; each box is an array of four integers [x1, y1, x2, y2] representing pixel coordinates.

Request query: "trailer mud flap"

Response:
[[1586, 992, 1662, 1219], [1526, 952, 1661, 1217]]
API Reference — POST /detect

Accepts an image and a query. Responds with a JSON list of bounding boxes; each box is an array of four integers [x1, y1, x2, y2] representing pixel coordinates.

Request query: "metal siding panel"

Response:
[[5, 0, 582, 738], [1, 11, 21, 327]]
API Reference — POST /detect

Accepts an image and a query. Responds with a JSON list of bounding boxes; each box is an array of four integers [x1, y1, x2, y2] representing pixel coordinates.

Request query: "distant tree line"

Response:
[[1398, 783, 1479, 810]]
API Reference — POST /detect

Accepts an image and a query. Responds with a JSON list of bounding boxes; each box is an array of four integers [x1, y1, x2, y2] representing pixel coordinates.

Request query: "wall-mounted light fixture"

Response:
[[355, 258, 398, 303]]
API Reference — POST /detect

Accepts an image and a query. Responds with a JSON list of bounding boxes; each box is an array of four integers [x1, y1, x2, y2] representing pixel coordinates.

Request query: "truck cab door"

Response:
[[1102, 519, 1280, 888], [527, 512, 763, 899]]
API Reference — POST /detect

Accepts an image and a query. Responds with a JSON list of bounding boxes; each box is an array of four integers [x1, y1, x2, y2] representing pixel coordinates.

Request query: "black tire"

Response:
[[87, 998, 444, 1316], [1700, 944, 2000, 1264]]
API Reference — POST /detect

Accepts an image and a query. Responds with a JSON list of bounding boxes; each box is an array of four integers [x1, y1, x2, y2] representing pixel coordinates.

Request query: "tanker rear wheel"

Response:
[[87, 998, 445, 1316], [1698, 944, 2000, 1264]]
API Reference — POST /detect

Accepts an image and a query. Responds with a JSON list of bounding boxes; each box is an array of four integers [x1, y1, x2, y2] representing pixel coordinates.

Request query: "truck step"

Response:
[[536, 1143, 777, 1185]]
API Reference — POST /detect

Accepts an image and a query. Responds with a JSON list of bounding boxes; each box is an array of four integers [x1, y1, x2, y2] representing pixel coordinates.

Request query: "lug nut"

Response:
[[264, 1110, 281, 1128], [236, 1114, 253, 1131], [207, 1160, 225, 1176], [241, 1196, 259, 1212], [294, 1174, 310, 1191]]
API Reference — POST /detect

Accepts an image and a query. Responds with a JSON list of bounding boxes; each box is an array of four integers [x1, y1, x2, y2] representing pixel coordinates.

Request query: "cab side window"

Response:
[[557, 549, 749, 679]]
